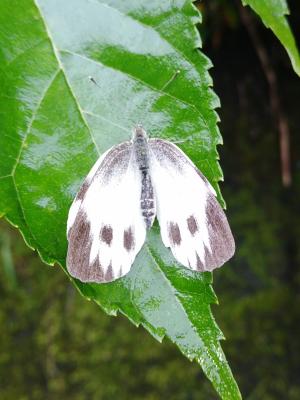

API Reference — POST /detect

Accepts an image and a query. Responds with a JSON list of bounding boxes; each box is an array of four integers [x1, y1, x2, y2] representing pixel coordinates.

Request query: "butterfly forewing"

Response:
[[67, 142, 147, 283], [149, 138, 235, 272]]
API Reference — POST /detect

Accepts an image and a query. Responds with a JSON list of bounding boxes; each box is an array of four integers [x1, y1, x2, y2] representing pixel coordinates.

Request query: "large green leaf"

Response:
[[241, 0, 300, 76], [0, 0, 241, 398]]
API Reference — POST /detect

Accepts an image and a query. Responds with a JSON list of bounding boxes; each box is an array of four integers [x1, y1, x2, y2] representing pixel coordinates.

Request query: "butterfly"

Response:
[[67, 126, 235, 283]]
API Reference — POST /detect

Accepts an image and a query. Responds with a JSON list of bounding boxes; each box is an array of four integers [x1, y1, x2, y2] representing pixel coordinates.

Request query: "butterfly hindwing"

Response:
[[67, 142, 147, 283], [149, 138, 235, 271]]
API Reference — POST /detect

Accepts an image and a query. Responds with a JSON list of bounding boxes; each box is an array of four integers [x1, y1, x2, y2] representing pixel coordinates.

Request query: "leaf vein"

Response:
[[5, 38, 47, 67], [95, 0, 205, 90], [60, 49, 209, 131], [83, 110, 130, 133], [143, 243, 199, 335], [11, 69, 60, 176], [34, 0, 101, 156]]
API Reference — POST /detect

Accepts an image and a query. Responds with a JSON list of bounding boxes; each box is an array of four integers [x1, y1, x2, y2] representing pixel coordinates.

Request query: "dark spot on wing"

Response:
[[118, 265, 123, 278], [195, 253, 205, 272], [202, 194, 235, 270], [100, 225, 113, 245], [97, 143, 132, 184], [89, 257, 105, 281], [124, 227, 135, 251], [76, 180, 89, 201], [67, 210, 101, 281], [105, 263, 114, 282], [67, 210, 116, 283], [168, 222, 181, 245], [187, 215, 198, 235], [68, 210, 90, 254], [194, 167, 212, 189]]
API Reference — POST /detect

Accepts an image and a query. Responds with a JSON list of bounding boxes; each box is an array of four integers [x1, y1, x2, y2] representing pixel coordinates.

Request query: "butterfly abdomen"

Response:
[[140, 170, 156, 229], [133, 131, 156, 229]]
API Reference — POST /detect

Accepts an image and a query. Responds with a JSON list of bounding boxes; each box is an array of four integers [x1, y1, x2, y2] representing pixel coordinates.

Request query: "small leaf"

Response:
[[242, 0, 300, 76], [0, 0, 241, 398]]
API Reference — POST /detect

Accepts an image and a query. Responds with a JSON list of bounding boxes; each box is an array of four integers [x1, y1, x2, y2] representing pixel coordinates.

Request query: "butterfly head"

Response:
[[132, 125, 148, 141]]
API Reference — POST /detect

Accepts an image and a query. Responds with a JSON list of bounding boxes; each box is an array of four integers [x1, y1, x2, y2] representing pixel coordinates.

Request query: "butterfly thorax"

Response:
[[133, 128, 156, 229]]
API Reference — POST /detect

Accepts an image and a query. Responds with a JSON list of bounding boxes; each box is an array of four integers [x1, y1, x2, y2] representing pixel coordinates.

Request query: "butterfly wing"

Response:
[[67, 142, 146, 283], [149, 139, 235, 271]]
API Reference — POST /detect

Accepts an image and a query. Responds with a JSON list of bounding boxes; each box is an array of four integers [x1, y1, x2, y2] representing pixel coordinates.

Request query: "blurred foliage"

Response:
[[1, 1, 300, 399], [241, 0, 300, 76]]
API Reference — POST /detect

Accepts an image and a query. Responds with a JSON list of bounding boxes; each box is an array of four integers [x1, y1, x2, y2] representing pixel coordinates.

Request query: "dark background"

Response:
[[1, 1, 300, 399]]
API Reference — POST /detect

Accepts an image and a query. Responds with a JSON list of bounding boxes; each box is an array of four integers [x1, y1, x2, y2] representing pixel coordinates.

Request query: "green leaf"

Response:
[[0, 0, 241, 398], [241, 0, 300, 76]]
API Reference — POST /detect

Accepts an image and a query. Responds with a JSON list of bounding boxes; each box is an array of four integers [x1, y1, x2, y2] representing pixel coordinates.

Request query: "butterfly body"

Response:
[[133, 127, 156, 229], [67, 127, 235, 283]]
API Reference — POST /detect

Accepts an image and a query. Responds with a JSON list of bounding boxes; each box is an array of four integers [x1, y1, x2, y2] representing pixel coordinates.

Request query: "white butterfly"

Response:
[[67, 126, 235, 283]]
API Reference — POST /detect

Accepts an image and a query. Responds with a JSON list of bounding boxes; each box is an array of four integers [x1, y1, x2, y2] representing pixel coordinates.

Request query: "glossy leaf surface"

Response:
[[242, 0, 300, 76], [0, 1, 241, 398]]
